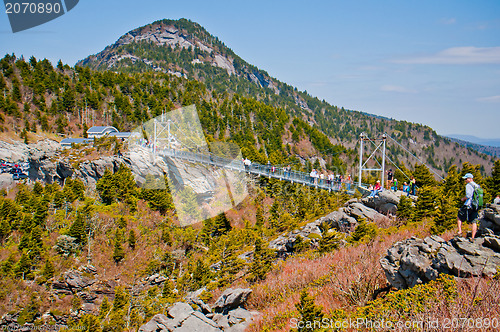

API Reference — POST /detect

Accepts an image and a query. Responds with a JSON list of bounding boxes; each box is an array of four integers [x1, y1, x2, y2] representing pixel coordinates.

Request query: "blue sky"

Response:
[[1, 0, 499, 138]]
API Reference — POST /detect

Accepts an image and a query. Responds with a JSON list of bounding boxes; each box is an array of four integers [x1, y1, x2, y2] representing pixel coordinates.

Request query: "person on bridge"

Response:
[[456, 173, 479, 239], [346, 174, 352, 191]]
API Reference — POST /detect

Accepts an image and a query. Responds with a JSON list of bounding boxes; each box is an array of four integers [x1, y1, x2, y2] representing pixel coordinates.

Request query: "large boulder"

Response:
[[345, 202, 386, 222], [362, 190, 400, 215], [381, 235, 500, 289], [212, 288, 252, 314]]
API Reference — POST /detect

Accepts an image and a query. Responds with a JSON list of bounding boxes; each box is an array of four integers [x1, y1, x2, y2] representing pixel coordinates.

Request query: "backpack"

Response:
[[472, 183, 484, 209]]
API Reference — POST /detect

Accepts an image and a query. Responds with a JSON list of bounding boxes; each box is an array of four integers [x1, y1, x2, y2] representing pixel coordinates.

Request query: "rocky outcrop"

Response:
[[52, 268, 98, 294], [361, 190, 402, 215], [480, 203, 500, 233], [380, 234, 500, 290], [268, 197, 393, 256], [139, 288, 258, 332]]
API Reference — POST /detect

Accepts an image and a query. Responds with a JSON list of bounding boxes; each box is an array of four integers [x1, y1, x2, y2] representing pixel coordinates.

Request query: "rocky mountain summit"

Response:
[[77, 18, 279, 93]]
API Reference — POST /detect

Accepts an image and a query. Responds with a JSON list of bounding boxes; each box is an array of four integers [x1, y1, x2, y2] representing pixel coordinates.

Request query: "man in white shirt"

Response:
[[456, 173, 479, 239]]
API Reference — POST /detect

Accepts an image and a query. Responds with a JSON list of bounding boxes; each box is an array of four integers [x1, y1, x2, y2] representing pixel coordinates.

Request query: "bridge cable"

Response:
[[385, 134, 444, 181]]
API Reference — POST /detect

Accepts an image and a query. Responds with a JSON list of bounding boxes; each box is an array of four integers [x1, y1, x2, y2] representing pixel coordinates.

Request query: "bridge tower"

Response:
[[152, 111, 174, 160], [358, 133, 387, 189]]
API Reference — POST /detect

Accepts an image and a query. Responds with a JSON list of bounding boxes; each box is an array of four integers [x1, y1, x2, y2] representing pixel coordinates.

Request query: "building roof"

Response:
[[107, 132, 132, 138], [60, 138, 93, 146], [87, 126, 118, 134]]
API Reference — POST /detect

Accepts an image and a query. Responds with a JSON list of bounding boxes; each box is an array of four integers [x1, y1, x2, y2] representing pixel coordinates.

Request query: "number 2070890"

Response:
[[5, 2, 62, 14]]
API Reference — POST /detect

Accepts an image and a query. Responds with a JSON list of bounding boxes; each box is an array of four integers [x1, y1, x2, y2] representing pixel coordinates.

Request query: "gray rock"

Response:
[[483, 236, 500, 252], [0, 173, 14, 189], [346, 202, 386, 222], [212, 288, 252, 314], [174, 312, 220, 332], [362, 190, 400, 214], [381, 235, 500, 289], [139, 314, 170, 332]]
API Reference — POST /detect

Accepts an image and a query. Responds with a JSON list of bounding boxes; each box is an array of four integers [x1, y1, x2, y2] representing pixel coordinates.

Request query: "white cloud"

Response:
[[440, 18, 456, 25], [380, 85, 417, 93], [393, 46, 500, 65], [477, 95, 500, 103]]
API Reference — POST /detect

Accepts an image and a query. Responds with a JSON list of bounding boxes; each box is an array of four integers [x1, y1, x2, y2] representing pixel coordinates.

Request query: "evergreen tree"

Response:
[[161, 279, 175, 300], [431, 196, 457, 235], [413, 163, 436, 188], [15, 252, 33, 279], [0, 219, 11, 244], [128, 229, 136, 250], [98, 296, 111, 319], [396, 196, 414, 220], [42, 258, 55, 281], [96, 168, 116, 204], [255, 206, 264, 230], [68, 213, 87, 245], [247, 237, 273, 282], [318, 227, 341, 253], [112, 229, 125, 263], [412, 185, 437, 222], [295, 289, 324, 332], [488, 159, 500, 197], [190, 258, 211, 290]]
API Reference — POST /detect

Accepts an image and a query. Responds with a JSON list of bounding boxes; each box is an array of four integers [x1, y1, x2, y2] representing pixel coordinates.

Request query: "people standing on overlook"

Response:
[[369, 180, 382, 197], [403, 182, 409, 195], [409, 177, 416, 196], [392, 178, 398, 191], [494, 194, 500, 205], [456, 173, 480, 239], [386, 169, 393, 190]]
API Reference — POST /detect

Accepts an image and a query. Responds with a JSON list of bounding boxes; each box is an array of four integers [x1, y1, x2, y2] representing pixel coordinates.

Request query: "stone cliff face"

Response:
[[1, 140, 221, 202]]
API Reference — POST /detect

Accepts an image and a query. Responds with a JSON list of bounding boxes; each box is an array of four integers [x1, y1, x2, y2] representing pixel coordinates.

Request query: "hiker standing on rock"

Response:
[[456, 173, 479, 239]]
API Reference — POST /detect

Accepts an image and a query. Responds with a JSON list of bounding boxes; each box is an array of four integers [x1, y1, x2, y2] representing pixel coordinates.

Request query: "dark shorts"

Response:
[[457, 205, 478, 224]]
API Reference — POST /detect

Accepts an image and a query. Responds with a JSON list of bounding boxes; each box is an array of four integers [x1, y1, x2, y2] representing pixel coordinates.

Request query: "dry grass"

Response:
[[245, 222, 433, 332]]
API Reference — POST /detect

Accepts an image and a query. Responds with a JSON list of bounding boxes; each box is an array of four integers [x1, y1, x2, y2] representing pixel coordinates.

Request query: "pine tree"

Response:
[[255, 206, 264, 230], [190, 258, 211, 290], [15, 252, 33, 279], [112, 229, 125, 263], [96, 168, 116, 204], [0, 219, 10, 244], [42, 258, 55, 280], [413, 163, 436, 188], [431, 196, 458, 235], [318, 228, 341, 253], [98, 296, 111, 319], [396, 195, 414, 220], [412, 186, 437, 222], [248, 237, 273, 282], [68, 213, 87, 245], [128, 229, 136, 250], [489, 159, 500, 197], [295, 289, 324, 332]]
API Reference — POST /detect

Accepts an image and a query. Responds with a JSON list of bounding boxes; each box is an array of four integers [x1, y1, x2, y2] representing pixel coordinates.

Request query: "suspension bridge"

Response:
[[132, 109, 443, 196]]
